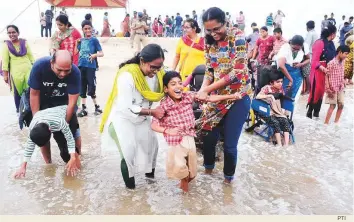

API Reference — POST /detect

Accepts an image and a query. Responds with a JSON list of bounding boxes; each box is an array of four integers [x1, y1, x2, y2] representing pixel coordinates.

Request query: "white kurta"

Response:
[[101, 71, 159, 178]]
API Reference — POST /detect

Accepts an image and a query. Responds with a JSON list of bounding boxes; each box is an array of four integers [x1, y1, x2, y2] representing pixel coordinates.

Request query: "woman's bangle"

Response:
[[163, 128, 168, 134]]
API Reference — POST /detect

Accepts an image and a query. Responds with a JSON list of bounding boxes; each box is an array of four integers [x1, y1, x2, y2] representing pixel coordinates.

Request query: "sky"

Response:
[[0, 0, 353, 39]]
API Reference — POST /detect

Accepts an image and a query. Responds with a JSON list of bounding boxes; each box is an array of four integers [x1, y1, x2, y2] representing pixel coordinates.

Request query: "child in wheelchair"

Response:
[[254, 68, 292, 147]]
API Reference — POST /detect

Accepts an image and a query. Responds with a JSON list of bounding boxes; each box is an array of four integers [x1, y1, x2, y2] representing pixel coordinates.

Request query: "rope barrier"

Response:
[[0, 0, 39, 34]]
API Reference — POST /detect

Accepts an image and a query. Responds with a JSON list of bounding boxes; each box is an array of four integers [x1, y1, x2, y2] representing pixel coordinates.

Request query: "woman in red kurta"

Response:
[[51, 15, 82, 66], [252, 26, 275, 66], [307, 24, 337, 119]]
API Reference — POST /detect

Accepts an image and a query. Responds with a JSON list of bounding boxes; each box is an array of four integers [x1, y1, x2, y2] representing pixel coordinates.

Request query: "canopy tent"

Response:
[[45, 0, 127, 8]]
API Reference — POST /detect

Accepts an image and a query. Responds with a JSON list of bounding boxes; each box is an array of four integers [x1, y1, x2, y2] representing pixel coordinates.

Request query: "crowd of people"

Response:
[[0, 6, 353, 194]]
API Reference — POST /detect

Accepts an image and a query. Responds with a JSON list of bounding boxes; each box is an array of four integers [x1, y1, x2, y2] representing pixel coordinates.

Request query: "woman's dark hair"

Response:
[[202, 7, 226, 45], [119, 44, 165, 68], [56, 14, 72, 27], [269, 69, 284, 83], [306, 20, 315, 30], [251, 22, 257, 27], [321, 24, 337, 39], [202, 7, 226, 24], [7, 25, 19, 33], [81, 20, 92, 28], [163, 71, 181, 87], [290, 35, 304, 46], [260, 26, 268, 32], [259, 66, 283, 87], [184, 19, 201, 33], [30, 123, 52, 147]]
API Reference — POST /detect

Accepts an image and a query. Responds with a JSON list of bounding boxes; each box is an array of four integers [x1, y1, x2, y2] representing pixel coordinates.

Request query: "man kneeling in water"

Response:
[[14, 105, 81, 178]]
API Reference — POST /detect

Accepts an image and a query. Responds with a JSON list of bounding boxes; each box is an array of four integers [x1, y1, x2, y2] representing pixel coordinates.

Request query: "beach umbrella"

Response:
[[45, 0, 127, 8]]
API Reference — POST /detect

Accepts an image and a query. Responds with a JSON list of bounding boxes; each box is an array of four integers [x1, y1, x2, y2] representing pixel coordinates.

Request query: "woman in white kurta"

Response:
[[276, 35, 310, 99], [100, 44, 166, 189]]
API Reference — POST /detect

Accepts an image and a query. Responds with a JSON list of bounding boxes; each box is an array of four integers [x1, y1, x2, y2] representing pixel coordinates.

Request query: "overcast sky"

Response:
[[0, 0, 353, 39]]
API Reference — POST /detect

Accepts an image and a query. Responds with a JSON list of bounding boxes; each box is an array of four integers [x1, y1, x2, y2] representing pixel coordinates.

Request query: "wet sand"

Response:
[[0, 38, 353, 215]]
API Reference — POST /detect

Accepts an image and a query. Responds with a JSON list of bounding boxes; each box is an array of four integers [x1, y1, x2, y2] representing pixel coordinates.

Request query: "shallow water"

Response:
[[0, 88, 353, 215], [0, 38, 353, 215]]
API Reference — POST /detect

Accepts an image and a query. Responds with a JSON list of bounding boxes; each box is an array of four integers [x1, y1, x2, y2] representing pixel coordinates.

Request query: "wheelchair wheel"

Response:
[[245, 109, 256, 132], [249, 109, 255, 127]]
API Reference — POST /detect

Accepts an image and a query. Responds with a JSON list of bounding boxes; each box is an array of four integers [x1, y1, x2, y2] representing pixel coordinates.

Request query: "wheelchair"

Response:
[[245, 64, 296, 145]]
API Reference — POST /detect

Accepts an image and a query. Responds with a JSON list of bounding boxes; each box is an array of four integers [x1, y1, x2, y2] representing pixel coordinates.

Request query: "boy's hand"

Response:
[[65, 155, 79, 177], [320, 66, 328, 74], [89, 54, 97, 62], [14, 165, 27, 179], [326, 83, 334, 94]]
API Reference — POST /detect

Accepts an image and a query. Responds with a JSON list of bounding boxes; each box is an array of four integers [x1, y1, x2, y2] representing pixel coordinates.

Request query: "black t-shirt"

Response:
[[28, 56, 81, 109], [45, 10, 54, 24]]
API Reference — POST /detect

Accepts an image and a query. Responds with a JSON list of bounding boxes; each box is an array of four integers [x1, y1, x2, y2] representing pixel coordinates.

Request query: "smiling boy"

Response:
[[151, 71, 242, 192]]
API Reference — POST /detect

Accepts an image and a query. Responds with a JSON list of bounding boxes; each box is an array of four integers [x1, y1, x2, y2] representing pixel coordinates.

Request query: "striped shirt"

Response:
[[24, 105, 75, 162]]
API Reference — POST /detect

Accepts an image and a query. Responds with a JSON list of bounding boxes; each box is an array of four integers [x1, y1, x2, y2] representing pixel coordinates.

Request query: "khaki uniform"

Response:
[[133, 20, 148, 52], [130, 17, 138, 48]]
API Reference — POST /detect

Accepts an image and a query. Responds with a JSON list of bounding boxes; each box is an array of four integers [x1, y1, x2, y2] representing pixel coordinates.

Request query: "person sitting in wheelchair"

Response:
[[255, 69, 291, 147]]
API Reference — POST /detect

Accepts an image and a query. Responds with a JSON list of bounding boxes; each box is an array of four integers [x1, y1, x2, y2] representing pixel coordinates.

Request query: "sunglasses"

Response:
[[205, 23, 225, 34]]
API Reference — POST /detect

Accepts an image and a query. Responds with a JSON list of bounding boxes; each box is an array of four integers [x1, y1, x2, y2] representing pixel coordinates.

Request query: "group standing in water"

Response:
[[1, 7, 353, 193]]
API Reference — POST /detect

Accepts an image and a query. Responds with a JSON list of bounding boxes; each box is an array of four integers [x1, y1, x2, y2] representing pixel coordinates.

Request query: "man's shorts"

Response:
[[325, 90, 345, 105]]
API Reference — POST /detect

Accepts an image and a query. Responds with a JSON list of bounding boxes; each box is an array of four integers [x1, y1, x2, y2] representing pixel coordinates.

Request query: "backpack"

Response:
[[19, 88, 32, 130]]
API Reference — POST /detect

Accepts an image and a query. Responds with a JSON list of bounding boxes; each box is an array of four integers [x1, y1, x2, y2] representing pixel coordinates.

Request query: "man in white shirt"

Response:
[[274, 10, 285, 29], [338, 15, 346, 35], [305, 20, 319, 56]]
